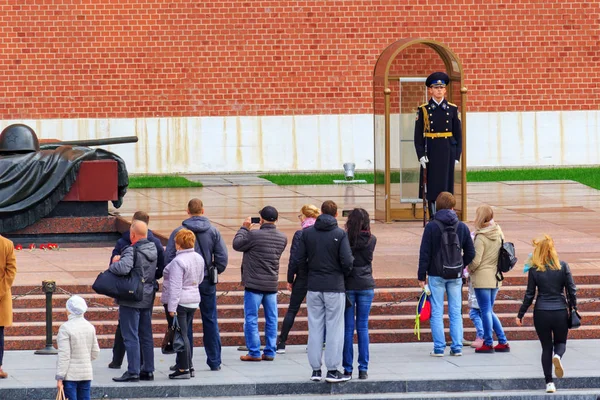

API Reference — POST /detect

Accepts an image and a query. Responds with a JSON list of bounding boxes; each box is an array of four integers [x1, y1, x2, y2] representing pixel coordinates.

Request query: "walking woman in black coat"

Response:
[[516, 234, 577, 394]]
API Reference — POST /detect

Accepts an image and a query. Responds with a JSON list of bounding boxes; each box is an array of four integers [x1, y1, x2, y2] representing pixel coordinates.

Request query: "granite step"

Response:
[[6, 311, 600, 337], [7, 279, 600, 350], [6, 325, 599, 351], [11, 285, 600, 309], [12, 298, 600, 324], [12, 273, 600, 295]]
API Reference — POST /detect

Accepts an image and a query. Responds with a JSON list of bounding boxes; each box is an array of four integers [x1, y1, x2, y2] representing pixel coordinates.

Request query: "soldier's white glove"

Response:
[[455, 160, 460, 164], [419, 156, 429, 169]]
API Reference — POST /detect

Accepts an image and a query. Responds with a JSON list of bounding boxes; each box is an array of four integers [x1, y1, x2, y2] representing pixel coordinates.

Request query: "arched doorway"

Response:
[[373, 39, 467, 223]]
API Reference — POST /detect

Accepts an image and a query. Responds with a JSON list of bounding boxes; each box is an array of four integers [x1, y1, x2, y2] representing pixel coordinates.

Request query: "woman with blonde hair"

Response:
[[516, 235, 577, 393], [468, 205, 510, 353], [276, 204, 320, 354]]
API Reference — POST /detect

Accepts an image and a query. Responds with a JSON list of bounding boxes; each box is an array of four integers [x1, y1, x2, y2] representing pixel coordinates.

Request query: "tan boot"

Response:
[[0, 368, 8, 379]]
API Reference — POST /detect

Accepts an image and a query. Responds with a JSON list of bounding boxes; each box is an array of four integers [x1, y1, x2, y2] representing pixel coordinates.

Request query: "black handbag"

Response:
[[161, 326, 176, 355], [568, 306, 582, 329], [92, 248, 144, 301], [564, 263, 581, 329], [171, 316, 186, 353]]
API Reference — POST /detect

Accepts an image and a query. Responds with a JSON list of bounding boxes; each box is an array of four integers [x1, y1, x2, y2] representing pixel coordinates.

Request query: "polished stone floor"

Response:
[[12, 180, 600, 286]]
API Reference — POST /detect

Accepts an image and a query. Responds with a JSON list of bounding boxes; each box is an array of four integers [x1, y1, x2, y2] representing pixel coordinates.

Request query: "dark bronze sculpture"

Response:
[[0, 124, 133, 233]]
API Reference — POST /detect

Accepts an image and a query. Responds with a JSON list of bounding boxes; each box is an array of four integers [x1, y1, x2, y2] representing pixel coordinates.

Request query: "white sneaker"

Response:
[[553, 354, 564, 378], [546, 382, 556, 393], [430, 351, 444, 357]]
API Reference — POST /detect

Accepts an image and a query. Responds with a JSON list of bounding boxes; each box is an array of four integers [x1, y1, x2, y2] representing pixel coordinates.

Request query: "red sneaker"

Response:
[[475, 344, 495, 353], [494, 343, 511, 353]]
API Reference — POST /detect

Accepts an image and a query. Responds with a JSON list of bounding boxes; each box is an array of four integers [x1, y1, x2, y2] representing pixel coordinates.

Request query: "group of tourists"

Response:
[[417, 192, 578, 394], [0, 190, 581, 398]]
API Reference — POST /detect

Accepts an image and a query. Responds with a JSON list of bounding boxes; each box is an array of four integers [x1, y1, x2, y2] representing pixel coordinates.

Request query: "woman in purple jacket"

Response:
[[161, 229, 204, 379]]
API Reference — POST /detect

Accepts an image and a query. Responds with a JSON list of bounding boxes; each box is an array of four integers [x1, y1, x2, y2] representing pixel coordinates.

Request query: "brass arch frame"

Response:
[[373, 38, 467, 222]]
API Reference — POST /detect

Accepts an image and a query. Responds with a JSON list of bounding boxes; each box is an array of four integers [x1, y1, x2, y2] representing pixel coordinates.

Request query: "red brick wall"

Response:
[[1, 0, 597, 119]]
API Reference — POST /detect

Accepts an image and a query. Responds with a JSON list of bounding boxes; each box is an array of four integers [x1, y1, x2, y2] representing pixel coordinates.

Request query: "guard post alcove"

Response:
[[373, 39, 467, 223]]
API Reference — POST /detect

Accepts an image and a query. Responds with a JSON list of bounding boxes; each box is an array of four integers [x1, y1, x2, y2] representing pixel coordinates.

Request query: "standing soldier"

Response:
[[414, 71, 462, 219]]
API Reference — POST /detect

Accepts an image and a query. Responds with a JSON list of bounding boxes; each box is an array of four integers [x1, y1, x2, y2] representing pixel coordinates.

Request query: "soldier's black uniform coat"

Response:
[[414, 98, 462, 202]]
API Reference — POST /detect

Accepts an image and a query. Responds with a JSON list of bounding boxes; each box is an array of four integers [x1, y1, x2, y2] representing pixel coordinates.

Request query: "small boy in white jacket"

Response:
[[56, 296, 100, 400]]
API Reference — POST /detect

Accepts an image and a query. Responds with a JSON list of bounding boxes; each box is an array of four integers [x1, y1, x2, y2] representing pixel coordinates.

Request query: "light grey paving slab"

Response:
[[0, 340, 599, 399]]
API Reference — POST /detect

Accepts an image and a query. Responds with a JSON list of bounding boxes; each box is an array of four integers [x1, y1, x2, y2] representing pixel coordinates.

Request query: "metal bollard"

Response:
[[35, 280, 58, 355]]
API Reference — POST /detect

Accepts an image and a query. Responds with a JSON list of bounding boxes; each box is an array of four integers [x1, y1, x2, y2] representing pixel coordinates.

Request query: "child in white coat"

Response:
[[56, 295, 100, 400]]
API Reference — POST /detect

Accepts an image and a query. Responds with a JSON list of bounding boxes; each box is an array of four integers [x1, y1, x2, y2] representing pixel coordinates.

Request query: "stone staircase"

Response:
[[7, 275, 600, 350]]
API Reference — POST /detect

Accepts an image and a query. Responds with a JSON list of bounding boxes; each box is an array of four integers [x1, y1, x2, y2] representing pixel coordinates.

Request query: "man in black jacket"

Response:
[[166, 198, 229, 371], [233, 206, 288, 362], [292, 200, 354, 383]]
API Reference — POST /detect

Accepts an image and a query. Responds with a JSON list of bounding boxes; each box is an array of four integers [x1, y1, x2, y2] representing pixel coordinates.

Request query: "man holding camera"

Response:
[[233, 206, 288, 362]]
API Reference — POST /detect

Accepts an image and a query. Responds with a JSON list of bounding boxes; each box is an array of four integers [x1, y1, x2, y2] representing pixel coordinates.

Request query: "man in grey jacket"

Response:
[[233, 206, 288, 362], [110, 220, 158, 383]]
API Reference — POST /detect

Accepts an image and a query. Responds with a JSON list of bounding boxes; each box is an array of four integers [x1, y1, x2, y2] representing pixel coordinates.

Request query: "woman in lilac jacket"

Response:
[[161, 229, 204, 379]]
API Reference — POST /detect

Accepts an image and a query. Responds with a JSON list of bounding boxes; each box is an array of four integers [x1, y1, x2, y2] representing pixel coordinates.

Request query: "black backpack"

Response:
[[433, 220, 464, 279], [496, 239, 517, 281]]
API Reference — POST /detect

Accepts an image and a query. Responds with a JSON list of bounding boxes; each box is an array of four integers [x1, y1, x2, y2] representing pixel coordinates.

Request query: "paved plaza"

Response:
[[1, 341, 600, 399]]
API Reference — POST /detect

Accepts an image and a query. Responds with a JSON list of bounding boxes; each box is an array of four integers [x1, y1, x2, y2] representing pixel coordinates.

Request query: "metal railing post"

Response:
[[35, 280, 58, 355]]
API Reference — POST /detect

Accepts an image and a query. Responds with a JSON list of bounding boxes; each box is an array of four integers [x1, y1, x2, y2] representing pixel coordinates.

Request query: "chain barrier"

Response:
[[13, 286, 600, 313], [380, 295, 421, 308], [53, 286, 234, 315], [11, 286, 42, 301]]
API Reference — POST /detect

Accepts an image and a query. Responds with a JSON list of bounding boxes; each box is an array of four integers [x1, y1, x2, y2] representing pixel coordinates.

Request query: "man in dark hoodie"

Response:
[[108, 211, 165, 370], [165, 198, 228, 371], [110, 220, 158, 382], [292, 200, 354, 383], [417, 192, 475, 357]]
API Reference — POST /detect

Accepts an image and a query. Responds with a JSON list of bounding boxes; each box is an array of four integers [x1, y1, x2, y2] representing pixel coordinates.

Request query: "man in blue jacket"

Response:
[[417, 192, 474, 357], [166, 198, 228, 371]]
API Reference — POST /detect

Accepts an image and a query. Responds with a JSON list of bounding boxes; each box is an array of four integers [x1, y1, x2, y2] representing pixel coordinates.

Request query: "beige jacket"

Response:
[[0, 235, 17, 327], [56, 314, 100, 382], [468, 224, 504, 289]]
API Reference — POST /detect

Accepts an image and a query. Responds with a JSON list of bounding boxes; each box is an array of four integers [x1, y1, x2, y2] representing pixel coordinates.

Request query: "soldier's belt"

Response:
[[424, 132, 453, 139]]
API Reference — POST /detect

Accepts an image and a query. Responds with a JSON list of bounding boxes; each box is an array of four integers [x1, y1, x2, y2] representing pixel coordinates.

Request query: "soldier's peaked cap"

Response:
[[425, 72, 449, 87]]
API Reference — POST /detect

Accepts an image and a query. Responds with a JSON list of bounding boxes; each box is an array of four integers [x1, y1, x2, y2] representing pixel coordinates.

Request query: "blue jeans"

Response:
[[474, 288, 507, 346], [469, 308, 484, 338], [119, 306, 154, 375], [343, 289, 374, 373], [63, 380, 91, 400], [244, 290, 278, 358], [428, 276, 463, 354], [187, 278, 222, 369]]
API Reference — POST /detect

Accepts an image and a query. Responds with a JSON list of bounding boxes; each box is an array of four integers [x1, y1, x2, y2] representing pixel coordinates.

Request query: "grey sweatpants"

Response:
[[306, 291, 345, 371]]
